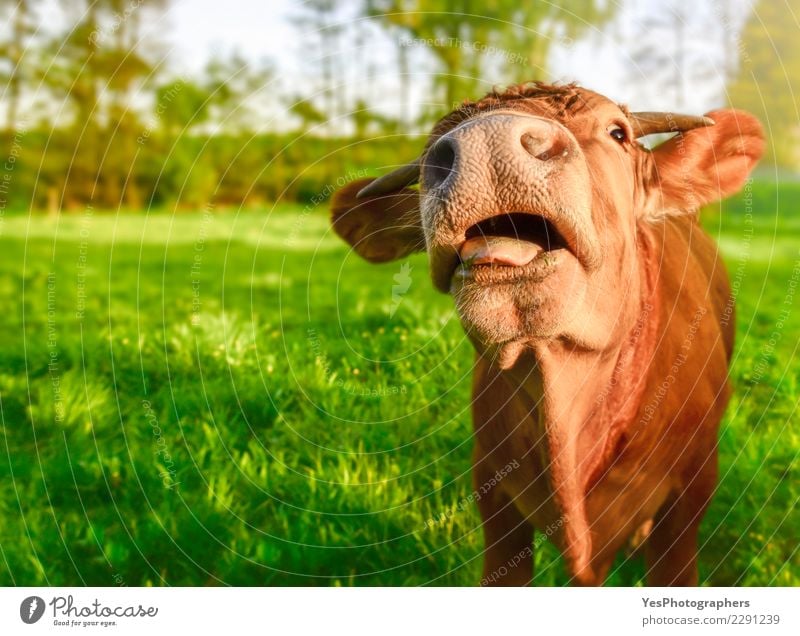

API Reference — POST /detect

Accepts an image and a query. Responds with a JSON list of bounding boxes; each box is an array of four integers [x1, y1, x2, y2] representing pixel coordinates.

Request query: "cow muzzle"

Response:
[[419, 111, 601, 293]]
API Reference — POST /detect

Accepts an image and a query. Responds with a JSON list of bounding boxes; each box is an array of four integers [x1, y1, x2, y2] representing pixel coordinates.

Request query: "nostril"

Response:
[[520, 132, 547, 158], [423, 137, 457, 189], [521, 130, 569, 161]]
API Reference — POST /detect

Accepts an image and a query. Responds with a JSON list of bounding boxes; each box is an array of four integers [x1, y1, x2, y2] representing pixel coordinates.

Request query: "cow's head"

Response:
[[332, 83, 763, 361]]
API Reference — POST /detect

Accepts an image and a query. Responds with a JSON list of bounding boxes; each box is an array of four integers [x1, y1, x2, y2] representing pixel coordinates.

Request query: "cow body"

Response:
[[472, 215, 733, 585], [331, 83, 763, 585]]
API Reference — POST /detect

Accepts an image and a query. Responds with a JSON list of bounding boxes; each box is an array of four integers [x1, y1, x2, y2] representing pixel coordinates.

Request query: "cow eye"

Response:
[[608, 124, 627, 143]]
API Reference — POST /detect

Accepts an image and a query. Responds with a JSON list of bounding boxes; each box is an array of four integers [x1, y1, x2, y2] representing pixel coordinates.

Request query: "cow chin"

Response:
[[451, 261, 588, 358]]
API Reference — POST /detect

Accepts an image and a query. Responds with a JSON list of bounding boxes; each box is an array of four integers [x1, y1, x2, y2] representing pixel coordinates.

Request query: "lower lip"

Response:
[[453, 248, 566, 284]]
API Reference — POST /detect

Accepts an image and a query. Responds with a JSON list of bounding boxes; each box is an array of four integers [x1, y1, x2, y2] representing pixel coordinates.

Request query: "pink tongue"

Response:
[[459, 236, 542, 267]]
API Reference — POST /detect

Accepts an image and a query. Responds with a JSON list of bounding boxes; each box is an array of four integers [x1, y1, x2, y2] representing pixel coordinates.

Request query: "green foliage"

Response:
[[0, 129, 425, 210], [370, 0, 614, 107], [0, 182, 797, 586], [728, 0, 800, 169]]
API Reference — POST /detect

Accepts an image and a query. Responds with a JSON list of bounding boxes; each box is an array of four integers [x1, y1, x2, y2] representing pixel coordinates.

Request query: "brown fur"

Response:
[[470, 216, 732, 585], [330, 83, 764, 586]]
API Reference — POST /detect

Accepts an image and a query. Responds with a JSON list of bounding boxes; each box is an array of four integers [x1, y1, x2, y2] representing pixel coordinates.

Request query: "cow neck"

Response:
[[509, 224, 661, 583]]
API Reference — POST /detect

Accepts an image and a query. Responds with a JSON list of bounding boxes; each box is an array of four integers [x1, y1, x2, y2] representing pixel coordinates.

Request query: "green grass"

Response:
[[0, 182, 798, 586]]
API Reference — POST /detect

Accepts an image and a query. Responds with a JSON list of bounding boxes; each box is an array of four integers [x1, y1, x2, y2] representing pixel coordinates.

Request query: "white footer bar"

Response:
[[1, 587, 797, 635]]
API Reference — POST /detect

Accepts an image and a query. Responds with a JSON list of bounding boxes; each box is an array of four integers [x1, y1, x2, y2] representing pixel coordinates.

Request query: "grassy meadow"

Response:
[[0, 181, 798, 586]]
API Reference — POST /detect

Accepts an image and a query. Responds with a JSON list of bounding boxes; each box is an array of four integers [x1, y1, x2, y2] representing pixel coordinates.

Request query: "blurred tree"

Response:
[[43, 0, 169, 208], [291, 0, 349, 134], [42, 1, 104, 207], [511, 0, 615, 79], [369, 0, 500, 110], [203, 53, 273, 134], [396, 29, 412, 128], [631, 13, 680, 107], [289, 97, 328, 131], [149, 78, 215, 208], [351, 97, 399, 137], [101, 0, 170, 208], [369, 0, 615, 112], [149, 51, 274, 208], [156, 80, 211, 137], [624, 1, 732, 112], [0, 0, 37, 133], [728, 0, 800, 169]]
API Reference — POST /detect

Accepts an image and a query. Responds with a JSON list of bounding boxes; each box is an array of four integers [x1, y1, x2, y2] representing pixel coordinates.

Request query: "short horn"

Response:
[[630, 112, 715, 137], [356, 159, 420, 198]]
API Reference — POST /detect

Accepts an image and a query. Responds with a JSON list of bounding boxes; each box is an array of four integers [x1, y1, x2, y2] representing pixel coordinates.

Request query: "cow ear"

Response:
[[643, 109, 764, 219], [331, 178, 425, 263]]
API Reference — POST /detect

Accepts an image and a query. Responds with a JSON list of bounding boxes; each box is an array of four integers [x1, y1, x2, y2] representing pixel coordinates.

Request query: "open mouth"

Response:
[[458, 212, 569, 271], [430, 207, 590, 293]]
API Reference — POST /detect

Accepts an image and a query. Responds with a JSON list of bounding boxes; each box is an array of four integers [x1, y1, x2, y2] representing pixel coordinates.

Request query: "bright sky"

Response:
[[168, 0, 298, 76]]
